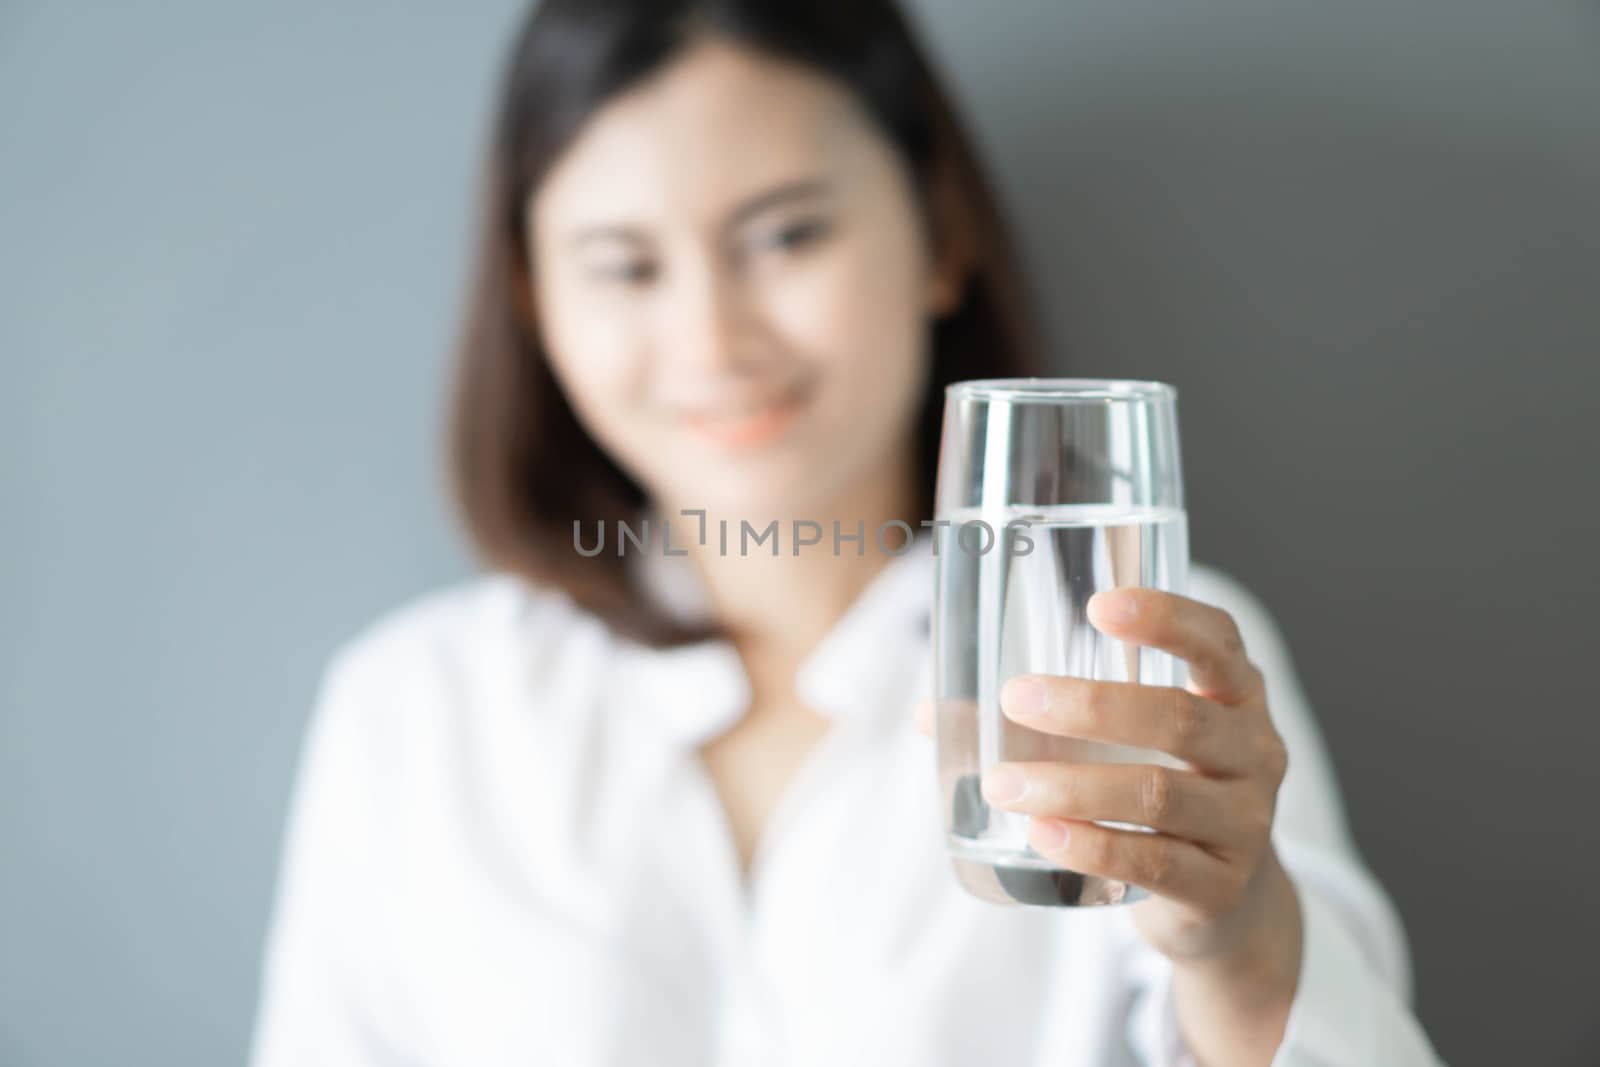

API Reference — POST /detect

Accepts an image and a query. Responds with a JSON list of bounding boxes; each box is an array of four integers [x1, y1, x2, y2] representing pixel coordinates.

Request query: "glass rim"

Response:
[[945, 377, 1177, 402]]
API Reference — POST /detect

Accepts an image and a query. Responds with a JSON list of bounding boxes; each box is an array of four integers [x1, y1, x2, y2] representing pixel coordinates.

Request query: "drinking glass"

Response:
[[932, 378, 1189, 907]]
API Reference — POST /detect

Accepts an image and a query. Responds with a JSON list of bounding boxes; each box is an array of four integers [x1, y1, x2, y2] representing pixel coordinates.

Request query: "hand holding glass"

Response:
[[932, 378, 1188, 907]]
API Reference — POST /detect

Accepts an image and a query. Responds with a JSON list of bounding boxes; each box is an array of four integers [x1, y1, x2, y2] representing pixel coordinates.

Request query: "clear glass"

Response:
[[932, 378, 1190, 907]]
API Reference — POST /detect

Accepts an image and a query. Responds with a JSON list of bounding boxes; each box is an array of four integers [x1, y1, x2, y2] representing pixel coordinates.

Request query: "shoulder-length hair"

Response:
[[445, 0, 1046, 648]]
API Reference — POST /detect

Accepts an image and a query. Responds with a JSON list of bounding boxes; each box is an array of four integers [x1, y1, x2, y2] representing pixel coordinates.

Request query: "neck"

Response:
[[658, 447, 920, 665]]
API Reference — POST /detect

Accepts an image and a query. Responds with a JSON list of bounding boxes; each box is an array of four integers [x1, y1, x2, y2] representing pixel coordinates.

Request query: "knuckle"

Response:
[[1231, 862, 1255, 903], [1259, 728, 1290, 782], [1188, 645, 1225, 682], [1236, 789, 1275, 843], [1220, 614, 1246, 657], [1075, 681, 1113, 739], [1245, 661, 1267, 701], [1252, 802, 1277, 842], [1076, 681, 1111, 733], [1139, 765, 1176, 825], [1135, 837, 1176, 889], [1049, 766, 1079, 812], [1168, 687, 1206, 746]]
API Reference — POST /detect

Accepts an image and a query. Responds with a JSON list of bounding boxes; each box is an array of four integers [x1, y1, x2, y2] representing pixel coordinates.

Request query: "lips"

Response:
[[683, 386, 809, 448]]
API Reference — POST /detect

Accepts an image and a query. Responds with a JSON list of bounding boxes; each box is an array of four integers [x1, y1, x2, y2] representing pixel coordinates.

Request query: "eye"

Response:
[[586, 258, 659, 286], [748, 216, 832, 256]]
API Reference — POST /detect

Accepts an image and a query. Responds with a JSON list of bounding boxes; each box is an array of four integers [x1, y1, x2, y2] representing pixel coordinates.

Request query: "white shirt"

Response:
[[250, 531, 1444, 1066]]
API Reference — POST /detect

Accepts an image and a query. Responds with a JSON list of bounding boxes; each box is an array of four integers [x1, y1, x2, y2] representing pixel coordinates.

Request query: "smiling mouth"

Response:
[[683, 387, 810, 448]]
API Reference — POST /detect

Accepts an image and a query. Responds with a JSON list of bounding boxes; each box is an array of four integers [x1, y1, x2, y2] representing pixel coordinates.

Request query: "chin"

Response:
[[662, 464, 833, 526]]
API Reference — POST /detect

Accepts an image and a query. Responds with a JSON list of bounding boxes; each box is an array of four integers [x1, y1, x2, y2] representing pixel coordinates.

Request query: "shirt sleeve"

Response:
[[1125, 565, 1445, 1066], [248, 641, 426, 1067]]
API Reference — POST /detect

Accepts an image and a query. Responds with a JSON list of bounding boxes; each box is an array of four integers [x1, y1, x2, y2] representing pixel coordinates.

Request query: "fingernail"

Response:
[[1031, 818, 1070, 850], [1092, 590, 1138, 624], [982, 763, 1027, 804], [1000, 676, 1049, 718]]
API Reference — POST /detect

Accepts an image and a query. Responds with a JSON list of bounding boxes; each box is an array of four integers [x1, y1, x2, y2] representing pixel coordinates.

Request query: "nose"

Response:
[[661, 253, 762, 378]]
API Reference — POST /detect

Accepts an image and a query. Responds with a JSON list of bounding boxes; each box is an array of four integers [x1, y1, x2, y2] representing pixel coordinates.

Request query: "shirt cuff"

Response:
[[1143, 886, 1441, 1066], [1272, 885, 1369, 1064], [1268, 883, 1444, 1066]]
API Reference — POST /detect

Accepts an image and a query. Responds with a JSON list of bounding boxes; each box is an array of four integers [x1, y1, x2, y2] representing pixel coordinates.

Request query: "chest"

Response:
[[382, 626, 1146, 1067], [696, 698, 833, 876], [398, 712, 1115, 1067]]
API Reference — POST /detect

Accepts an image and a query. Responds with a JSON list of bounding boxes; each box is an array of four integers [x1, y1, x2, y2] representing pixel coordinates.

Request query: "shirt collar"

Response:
[[615, 516, 934, 748]]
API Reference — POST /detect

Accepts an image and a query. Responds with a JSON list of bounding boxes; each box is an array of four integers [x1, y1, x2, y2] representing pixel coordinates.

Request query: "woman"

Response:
[[251, 2, 1443, 1064]]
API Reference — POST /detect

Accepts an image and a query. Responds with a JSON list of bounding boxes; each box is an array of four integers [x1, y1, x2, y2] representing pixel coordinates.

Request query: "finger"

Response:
[[1086, 588, 1261, 704], [981, 761, 1257, 849], [1026, 816, 1244, 915], [999, 674, 1251, 776], [913, 697, 933, 738]]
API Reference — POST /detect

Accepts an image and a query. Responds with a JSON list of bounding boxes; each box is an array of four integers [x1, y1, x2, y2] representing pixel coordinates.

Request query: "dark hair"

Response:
[[445, 0, 1045, 648]]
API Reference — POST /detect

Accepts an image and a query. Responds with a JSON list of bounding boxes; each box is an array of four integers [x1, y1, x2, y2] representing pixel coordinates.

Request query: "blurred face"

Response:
[[527, 36, 961, 523]]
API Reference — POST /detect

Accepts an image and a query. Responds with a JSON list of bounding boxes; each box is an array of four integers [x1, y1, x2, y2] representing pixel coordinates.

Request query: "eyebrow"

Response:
[[565, 176, 834, 250], [725, 175, 833, 229]]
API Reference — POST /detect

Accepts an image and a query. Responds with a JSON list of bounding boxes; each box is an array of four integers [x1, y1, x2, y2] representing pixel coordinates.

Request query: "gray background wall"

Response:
[[3, 2, 1596, 1065]]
